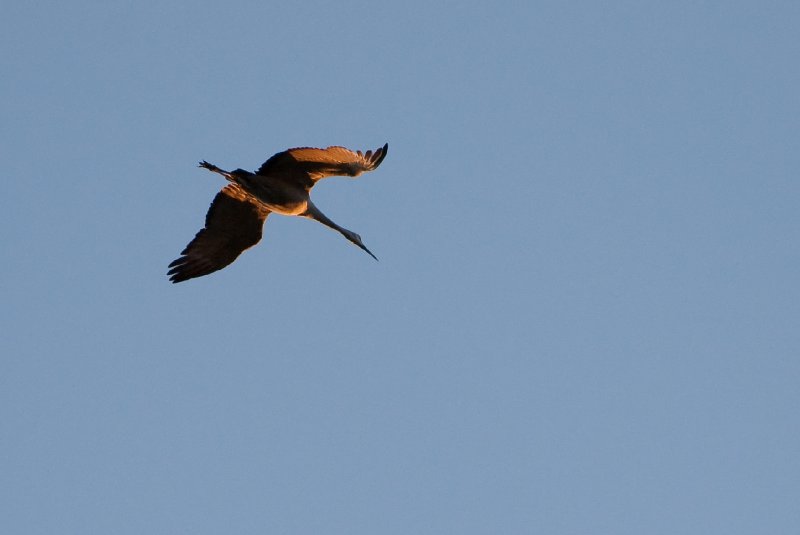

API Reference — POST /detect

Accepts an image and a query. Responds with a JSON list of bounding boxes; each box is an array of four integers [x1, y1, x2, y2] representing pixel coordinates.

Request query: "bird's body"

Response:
[[168, 143, 388, 283], [216, 166, 310, 216]]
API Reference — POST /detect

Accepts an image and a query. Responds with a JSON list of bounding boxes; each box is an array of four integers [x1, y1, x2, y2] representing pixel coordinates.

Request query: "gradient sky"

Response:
[[2, 1, 799, 533]]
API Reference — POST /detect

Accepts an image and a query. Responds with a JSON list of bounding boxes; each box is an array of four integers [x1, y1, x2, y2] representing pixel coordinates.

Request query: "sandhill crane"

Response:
[[167, 143, 388, 283]]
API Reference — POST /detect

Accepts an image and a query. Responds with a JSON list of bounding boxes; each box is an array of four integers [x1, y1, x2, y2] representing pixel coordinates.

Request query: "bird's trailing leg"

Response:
[[199, 160, 225, 174], [304, 202, 378, 261], [198, 161, 251, 189]]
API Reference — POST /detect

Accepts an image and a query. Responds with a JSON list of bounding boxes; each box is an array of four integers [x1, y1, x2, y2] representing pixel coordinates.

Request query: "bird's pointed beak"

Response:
[[357, 241, 379, 261]]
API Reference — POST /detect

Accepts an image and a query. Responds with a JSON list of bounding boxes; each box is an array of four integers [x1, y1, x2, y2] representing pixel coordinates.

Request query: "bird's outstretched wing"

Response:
[[256, 143, 388, 185], [168, 185, 270, 283]]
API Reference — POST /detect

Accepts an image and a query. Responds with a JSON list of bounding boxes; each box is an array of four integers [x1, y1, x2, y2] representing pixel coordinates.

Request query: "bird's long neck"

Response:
[[303, 201, 345, 234]]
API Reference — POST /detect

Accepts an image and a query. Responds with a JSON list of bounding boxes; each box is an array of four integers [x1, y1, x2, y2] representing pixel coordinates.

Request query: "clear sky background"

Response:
[[2, 1, 798, 533]]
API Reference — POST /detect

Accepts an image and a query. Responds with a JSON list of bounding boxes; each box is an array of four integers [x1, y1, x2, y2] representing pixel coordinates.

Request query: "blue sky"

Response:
[[2, 1, 798, 533]]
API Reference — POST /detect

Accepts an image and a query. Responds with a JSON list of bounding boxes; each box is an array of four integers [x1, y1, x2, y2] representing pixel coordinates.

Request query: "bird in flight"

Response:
[[168, 143, 388, 283]]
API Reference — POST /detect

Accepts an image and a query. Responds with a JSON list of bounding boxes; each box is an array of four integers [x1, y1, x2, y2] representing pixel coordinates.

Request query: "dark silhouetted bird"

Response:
[[168, 143, 388, 283]]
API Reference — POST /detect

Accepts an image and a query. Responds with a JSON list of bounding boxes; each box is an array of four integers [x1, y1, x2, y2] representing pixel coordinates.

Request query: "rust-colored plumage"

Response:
[[168, 143, 388, 283]]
